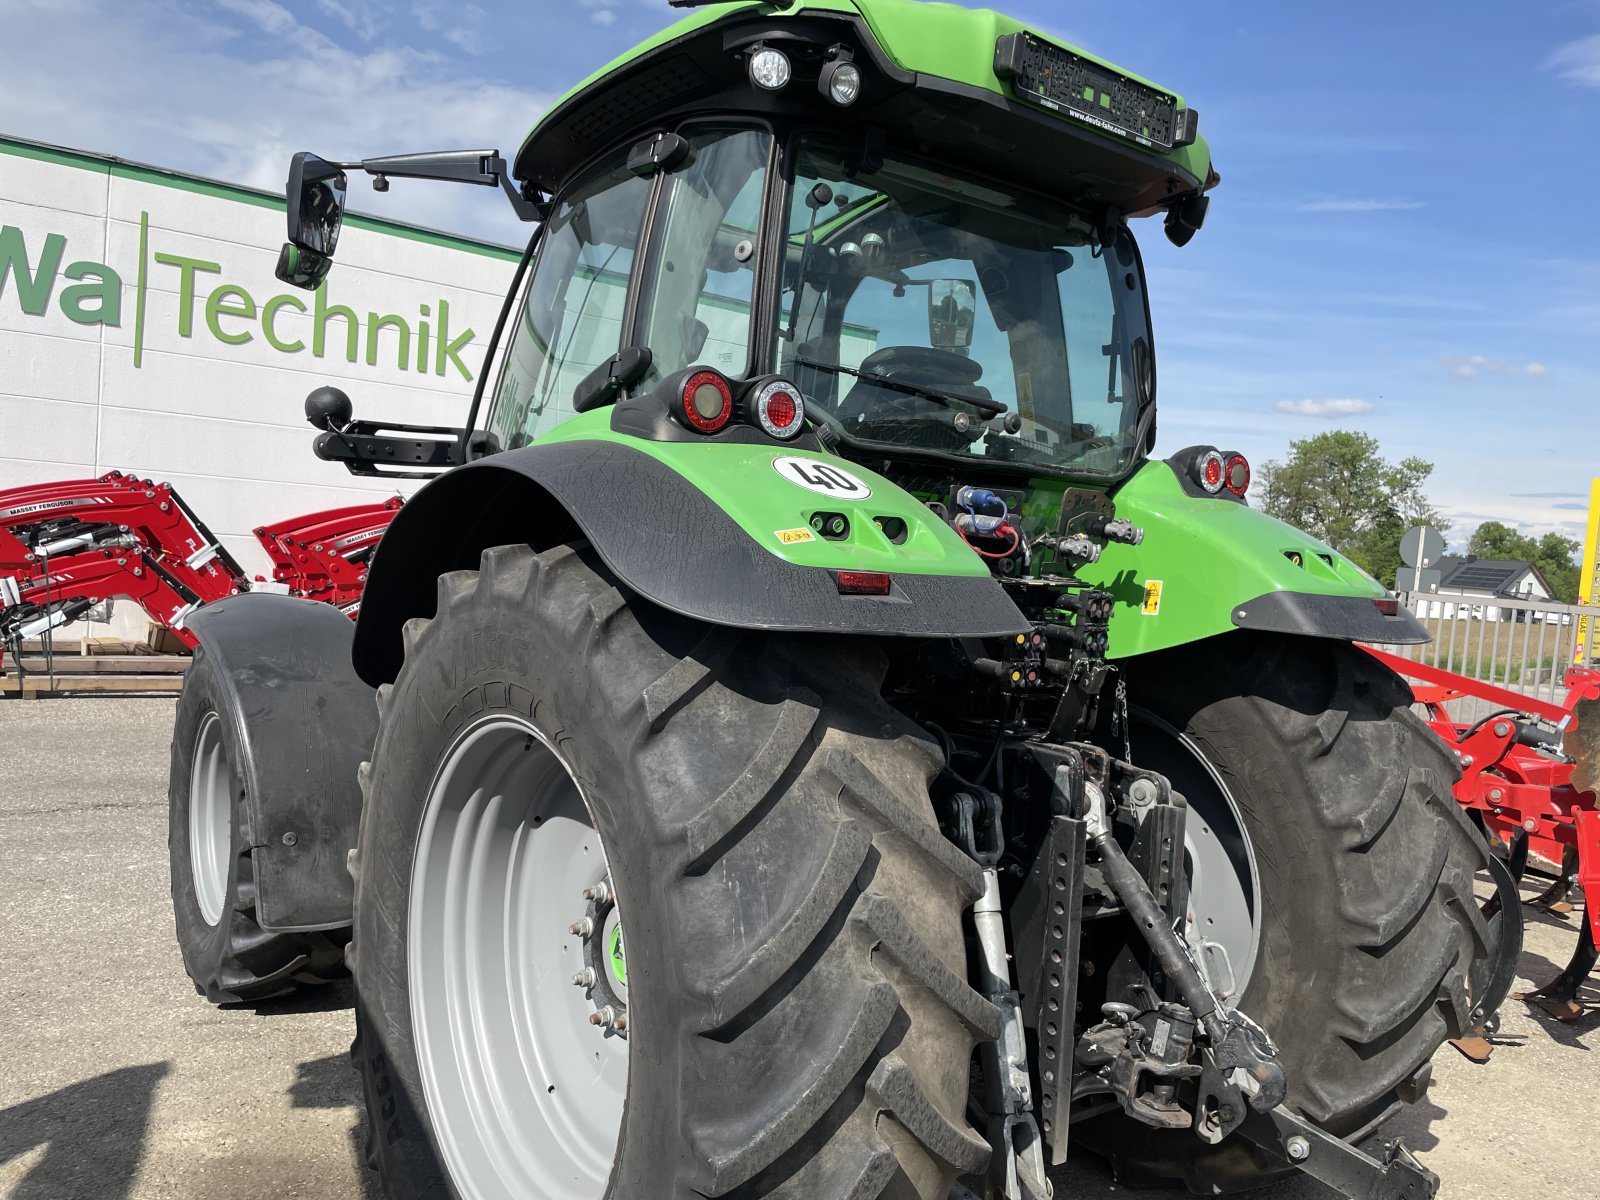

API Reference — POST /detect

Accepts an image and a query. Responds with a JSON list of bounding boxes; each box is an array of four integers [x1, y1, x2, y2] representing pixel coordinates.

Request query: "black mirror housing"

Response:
[[285, 152, 348, 259], [275, 242, 332, 291], [1163, 192, 1209, 248]]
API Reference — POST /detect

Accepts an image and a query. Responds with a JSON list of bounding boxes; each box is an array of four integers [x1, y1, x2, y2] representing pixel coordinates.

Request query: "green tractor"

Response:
[[167, 3, 1520, 1198]]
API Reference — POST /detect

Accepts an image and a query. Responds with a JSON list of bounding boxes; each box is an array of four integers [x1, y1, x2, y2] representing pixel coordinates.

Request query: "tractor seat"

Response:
[[835, 346, 992, 429]]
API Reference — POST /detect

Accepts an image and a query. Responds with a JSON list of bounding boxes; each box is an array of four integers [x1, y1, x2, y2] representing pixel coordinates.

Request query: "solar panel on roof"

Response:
[[1452, 567, 1517, 589]]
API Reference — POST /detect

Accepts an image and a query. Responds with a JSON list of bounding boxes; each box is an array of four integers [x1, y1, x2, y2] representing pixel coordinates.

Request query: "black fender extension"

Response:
[[186, 593, 376, 931]]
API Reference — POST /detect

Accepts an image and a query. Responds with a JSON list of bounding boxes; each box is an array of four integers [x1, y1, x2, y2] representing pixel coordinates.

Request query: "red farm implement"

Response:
[[1367, 647, 1600, 1023], [0, 472, 400, 665]]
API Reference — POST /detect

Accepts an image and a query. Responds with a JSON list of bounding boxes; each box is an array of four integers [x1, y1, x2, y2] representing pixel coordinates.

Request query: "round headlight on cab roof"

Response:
[[748, 47, 792, 92]]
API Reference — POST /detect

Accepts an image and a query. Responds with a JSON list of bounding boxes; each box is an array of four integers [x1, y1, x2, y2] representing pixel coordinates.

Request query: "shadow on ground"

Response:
[[0, 1063, 170, 1200], [251, 977, 356, 1018]]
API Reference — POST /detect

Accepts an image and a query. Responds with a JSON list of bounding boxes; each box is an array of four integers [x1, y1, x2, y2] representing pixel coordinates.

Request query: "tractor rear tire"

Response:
[[168, 644, 349, 1005], [1093, 632, 1494, 1193], [349, 542, 997, 1200]]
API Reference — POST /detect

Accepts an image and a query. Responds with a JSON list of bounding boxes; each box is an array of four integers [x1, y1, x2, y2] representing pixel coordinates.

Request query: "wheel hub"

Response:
[[573, 875, 628, 1033]]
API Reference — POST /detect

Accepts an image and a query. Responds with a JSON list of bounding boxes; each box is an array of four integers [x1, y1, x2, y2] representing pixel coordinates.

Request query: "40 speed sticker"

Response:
[[772, 455, 872, 500]]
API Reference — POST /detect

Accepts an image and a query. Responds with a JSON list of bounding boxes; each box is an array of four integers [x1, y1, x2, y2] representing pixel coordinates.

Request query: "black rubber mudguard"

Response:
[[1231, 590, 1429, 644], [350, 439, 1028, 687], [186, 593, 376, 931]]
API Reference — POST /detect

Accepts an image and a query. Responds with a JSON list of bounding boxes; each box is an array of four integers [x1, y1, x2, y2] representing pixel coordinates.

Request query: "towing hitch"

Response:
[[1235, 1107, 1438, 1200], [1039, 742, 1442, 1200]]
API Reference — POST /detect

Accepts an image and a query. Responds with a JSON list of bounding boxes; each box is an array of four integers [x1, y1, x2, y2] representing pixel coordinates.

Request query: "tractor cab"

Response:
[[276, 0, 1214, 500], [486, 122, 1157, 483]]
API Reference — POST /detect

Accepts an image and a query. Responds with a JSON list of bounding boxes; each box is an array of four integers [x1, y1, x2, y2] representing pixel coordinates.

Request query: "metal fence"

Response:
[[1373, 591, 1600, 722]]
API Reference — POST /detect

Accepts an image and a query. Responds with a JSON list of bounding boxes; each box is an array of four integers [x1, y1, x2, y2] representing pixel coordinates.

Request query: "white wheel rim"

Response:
[[188, 712, 232, 926], [409, 715, 627, 1200]]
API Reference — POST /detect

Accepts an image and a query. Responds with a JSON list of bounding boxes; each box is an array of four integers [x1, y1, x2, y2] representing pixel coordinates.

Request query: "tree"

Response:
[[1465, 522, 1582, 603], [1258, 430, 1446, 587], [1466, 521, 1529, 560]]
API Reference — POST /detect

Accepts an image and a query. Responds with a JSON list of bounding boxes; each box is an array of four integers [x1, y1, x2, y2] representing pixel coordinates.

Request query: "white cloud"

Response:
[[1273, 398, 1376, 417], [1549, 33, 1600, 87], [1442, 355, 1552, 381], [313, 0, 387, 40], [216, 0, 300, 36], [1294, 197, 1425, 213], [411, 1, 489, 54], [584, 0, 620, 27], [0, 0, 552, 241]]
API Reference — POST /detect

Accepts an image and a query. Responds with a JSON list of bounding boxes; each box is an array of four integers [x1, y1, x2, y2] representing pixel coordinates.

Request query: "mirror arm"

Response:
[[336, 150, 545, 222]]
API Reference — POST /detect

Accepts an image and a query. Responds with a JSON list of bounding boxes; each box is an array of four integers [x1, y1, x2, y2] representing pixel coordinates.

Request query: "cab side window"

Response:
[[488, 154, 651, 449]]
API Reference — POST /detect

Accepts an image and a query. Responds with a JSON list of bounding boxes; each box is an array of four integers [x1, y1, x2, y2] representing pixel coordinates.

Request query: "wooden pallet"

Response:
[[1, 653, 190, 697], [11, 655, 191, 675], [1, 673, 187, 697]]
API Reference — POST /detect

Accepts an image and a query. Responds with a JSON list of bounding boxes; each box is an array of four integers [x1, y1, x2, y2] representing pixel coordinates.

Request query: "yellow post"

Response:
[[1575, 479, 1600, 664]]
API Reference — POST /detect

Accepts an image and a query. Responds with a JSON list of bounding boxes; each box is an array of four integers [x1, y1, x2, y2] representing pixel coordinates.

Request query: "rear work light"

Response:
[[836, 570, 891, 596], [679, 370, 733, 434], [1223, 453, 1251, 497], [747, 46, 792, 92], [751, 378, 806, 440]]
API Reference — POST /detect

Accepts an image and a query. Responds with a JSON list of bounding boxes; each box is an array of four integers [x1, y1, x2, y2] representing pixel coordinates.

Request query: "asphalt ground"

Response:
[[1, 696, 1595, 1200]]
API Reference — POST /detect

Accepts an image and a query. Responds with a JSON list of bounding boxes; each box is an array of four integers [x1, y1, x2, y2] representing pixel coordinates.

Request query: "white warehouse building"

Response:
[[0, 134, 520, 586]]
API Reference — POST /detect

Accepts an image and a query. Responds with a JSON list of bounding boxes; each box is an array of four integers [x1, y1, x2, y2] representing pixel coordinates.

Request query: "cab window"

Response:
[[488, 152, 650, 449]]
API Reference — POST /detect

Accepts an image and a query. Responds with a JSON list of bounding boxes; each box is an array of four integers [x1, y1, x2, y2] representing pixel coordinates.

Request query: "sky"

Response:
[[3, 0, 1598, 547]]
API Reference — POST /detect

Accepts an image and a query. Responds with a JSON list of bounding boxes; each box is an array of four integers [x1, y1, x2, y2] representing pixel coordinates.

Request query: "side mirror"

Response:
[[276, 152, 347, 290], [276, 242, 332, 291], [928, 279, 977, 351]]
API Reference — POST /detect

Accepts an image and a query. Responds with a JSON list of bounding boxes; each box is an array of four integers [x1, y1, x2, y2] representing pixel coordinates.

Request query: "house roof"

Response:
[[1435, 555, 1550, 597]]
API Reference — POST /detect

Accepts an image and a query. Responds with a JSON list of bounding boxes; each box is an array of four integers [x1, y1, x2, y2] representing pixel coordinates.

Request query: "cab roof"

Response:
[[515, 0, 1216, 221]]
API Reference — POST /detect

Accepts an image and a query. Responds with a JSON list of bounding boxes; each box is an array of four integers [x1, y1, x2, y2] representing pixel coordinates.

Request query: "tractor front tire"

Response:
[[350, 542, 996, 1200], [168, 645, 349, 1004], [1096, 632, 1495, 1193]]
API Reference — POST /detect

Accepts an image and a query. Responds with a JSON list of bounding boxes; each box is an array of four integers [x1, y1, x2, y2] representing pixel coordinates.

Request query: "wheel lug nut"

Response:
[[589, 1006, 615, 1027], [582, 881, 611, 905], [572, 968, 596, 988], [569, 917, 594, 937], [611, 1014, 627, 1032]]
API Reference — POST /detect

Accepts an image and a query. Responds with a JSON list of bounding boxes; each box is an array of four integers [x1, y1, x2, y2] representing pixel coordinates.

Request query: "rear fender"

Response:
[[1084, 461, 1428, 657], [186, 593, 375, 931], [351, 435, 1027, 686]]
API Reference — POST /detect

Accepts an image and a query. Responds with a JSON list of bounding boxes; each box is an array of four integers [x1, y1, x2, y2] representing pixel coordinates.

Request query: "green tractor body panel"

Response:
[[538, 411, 991, 578], [1087, 463, 1386, 658]]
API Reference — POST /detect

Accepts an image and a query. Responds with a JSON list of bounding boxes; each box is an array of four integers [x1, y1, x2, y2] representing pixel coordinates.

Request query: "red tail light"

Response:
[[1197, 449, 1225, 493], [680, 370, 733, 433], [1374, 597, 1400, 616], [1224, 453, 1251, 496], [836, 570, 891, 596], [752, 378, 805, 440]]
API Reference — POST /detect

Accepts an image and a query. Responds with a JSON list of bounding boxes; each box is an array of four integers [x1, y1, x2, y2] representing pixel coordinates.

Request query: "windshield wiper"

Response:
[[794, 357, 1007, 418]]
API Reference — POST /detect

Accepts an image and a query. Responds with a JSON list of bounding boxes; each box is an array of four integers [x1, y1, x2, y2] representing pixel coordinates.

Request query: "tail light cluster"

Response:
[[668, 367, 807, 442], [1177, 446, 1251, 499]]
